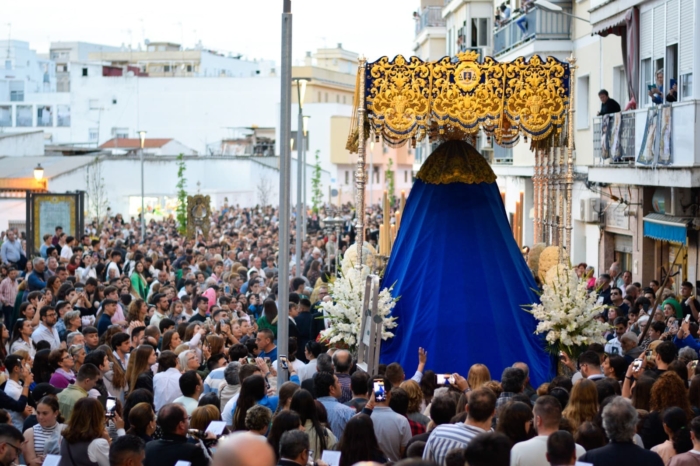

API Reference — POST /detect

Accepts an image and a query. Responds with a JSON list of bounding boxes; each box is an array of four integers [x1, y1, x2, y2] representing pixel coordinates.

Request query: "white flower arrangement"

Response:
[[319, 265, 398, 352], [526, 264, 609, 357]]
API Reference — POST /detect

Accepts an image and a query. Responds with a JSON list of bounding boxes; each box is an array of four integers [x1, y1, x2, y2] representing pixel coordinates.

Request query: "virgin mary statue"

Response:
[[380, 140, 553, 386]]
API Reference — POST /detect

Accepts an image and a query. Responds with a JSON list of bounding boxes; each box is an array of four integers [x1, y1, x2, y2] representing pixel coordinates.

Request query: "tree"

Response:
[[176, 153, 188, 234], [311, 150, 323, 213], [386, 157, 396, 207], [85, 157, 109, 229], [257, 177, 273, 207]]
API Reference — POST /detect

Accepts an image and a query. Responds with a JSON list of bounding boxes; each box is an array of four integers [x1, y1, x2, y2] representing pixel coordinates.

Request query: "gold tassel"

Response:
[[345, 66, 362, 153]]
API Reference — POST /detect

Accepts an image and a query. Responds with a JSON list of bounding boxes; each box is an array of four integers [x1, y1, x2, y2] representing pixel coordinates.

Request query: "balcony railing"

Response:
[[593, 112, 636, 164], [493, 6, 571, 56], [493, 144, 513, 165], [415, 6, 446, 36]]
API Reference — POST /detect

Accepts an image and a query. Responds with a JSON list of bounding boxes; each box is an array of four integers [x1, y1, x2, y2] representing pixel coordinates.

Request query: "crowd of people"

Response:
[[0, 207, 700, 466]]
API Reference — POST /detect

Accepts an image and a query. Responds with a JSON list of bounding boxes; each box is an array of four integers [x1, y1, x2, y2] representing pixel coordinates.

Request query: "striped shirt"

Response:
[[32, 422, 64, 456], [423, 423, 488, 466]]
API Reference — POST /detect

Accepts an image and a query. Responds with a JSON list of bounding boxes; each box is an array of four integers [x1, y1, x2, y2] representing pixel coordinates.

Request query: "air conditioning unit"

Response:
[[579, 198, 600, 223]]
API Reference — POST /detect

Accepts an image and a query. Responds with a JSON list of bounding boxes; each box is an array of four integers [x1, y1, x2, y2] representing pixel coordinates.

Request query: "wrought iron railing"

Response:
[[415, 6, 446, 36], [593, 111, 636, 164]]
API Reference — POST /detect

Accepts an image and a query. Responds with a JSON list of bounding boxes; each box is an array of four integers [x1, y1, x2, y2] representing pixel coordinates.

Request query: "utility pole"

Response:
[[277, 0, 292, 389]]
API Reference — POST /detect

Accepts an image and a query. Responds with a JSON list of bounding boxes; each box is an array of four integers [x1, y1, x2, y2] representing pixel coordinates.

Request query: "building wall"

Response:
[[0, 131, 45, 156]]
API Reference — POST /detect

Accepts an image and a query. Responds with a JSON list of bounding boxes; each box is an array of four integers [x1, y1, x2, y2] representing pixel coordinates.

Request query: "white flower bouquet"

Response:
[[319, 266, 398, 353], [525, 264, 609, 359]]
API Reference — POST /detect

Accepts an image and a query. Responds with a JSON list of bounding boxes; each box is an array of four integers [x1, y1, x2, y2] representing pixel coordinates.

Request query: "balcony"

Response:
[[493, 6, 571, 57], [593, 112, 636, 164], [588, 101, 700, 188], [415, 6, 446, 36]]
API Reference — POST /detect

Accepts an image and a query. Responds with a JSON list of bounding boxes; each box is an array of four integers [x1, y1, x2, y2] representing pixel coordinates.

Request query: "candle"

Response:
[[401, 190, 406, 211], [379, 225, 386, 255], [390, 224, 396, 247], [395, 211, 402, 230]]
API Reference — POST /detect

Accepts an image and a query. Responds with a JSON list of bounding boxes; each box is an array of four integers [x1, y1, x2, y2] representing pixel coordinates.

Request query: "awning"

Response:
[[643, 213, 692, 245], [592, 9, 628, 36]]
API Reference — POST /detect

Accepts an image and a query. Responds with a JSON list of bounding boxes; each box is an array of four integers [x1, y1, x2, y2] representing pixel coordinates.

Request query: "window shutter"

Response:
[[666, 0, 679, 44], [653, 5, 666, 58], [640, 10, 653, 58], [679, 0, 694, 73]]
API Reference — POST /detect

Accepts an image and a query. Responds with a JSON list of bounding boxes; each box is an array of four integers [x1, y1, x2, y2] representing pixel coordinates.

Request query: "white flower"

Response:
[[319, 269, 398, 349], [526, 264, 608, 350]]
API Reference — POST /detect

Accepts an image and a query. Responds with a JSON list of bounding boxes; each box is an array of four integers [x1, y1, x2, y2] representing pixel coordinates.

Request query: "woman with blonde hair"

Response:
[[467, 363, 491, 390], [401, 380, 431, 427], [562, 379, 599, 434]]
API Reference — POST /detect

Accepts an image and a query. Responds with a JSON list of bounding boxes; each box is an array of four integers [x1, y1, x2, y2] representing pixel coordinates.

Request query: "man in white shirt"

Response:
[[149, 293, 170, 330], [153, 351, 183, 412], [31, 305, 61, 350], [297, 341, 322, 382], [172, 370, 203, 416], [3, 355, 32, 431], [60, 236, 75, 264], [423, 388, 496, 466], [511, 396, 586, 466], [604, 317, 628, 356]]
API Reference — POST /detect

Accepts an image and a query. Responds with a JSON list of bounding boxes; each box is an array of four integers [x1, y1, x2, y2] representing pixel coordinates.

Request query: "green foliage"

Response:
[[386, 158, 396, 207], [311, 150, 323, 214], [176, 153, 188, 234]]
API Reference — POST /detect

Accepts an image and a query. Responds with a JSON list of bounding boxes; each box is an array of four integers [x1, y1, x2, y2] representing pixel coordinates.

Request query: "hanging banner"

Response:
[[659, 104, 673, 165], [637, 106, 659, 165]]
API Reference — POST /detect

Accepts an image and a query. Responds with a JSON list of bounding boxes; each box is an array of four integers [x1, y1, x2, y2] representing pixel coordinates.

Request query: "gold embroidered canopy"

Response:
[[347, 51, 571, 151]]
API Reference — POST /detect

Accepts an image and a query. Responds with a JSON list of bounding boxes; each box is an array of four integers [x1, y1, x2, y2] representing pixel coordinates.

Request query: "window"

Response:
[[471, 18, 489, 47], [82, 68, 88, 77], [187, 65, 193, 72], [325, 93, 328, 103], [164, 65, 171, 72], [681, 73, 693, 100], [0, 106, 11, 127], [89, 128, 99, 141], [16, 106, 32, 127], [343, 95, 347, 104], [9, 81, 23, 102], [576, 75, 589, 129], [4, 60, 10, 70], [89, 99, 100, 110], [613, 66, 629, 109], [318, 91, 321, 102], [112, 98, 117, 105], [373, 166, 380, 184], [37, 106, 53, 127], [336, 95, 340, 103], [641, 58, 653, 105], [404, 170, 408, 183], [57, 105, 70, 127], [345, 171, 349, 184], [111, 127, 129, 139]]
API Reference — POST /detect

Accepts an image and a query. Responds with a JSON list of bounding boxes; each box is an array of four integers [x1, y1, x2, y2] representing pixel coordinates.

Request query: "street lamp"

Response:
[[33, 163, 44, 181], [292, 77, 311, 278], [534, 0, 591, 22], [137, 130, 147, 240]]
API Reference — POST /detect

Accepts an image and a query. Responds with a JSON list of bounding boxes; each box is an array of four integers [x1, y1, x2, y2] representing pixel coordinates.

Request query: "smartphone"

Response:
[[279, 355, 288, 371], [692, 361, 698, 369], [224, 285, 231, 294], [247, 357, 256, 364], [75, 287, 83, 293], [373, 380, 386, 402], [685, 314, 691, 323], [106, 396, 117, 418], [264, 357, 271, 368], [436, 374, 450, 386], [632, 359, 643, 371], [646, 349, 654, 360]]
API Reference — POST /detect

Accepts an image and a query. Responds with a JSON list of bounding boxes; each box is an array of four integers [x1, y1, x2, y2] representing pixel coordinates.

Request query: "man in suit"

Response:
[[578, 397, 663, 466]]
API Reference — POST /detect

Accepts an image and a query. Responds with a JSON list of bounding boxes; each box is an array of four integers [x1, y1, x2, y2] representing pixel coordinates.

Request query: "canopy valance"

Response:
[[347, 51, 571, 152]]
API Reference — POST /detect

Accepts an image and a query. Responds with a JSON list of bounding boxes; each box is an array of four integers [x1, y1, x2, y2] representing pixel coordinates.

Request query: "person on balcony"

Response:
[[648, 70, 676, 104], [597, 90, 621, 116], [499, 3, 511, 26]]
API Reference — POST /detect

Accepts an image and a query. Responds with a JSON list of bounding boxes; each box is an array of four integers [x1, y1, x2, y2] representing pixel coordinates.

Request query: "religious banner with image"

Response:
[[26, 192, 85, 256], [637, 106, 659, 165], [658, 104, 673, 165], [608, 112, 623, 162]]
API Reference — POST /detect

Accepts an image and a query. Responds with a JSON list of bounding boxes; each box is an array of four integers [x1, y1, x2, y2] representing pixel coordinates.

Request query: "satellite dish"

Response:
[[331, 189, 339, 197]]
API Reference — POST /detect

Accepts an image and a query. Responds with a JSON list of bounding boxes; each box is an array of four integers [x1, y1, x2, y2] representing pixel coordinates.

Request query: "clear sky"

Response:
[[4, 0, 418, 63]]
